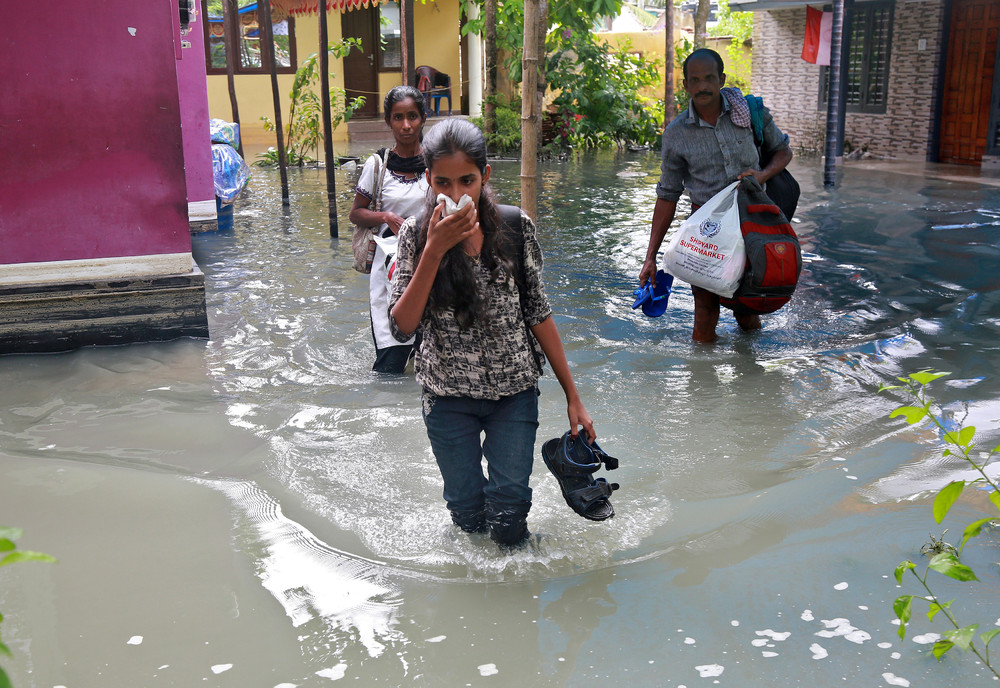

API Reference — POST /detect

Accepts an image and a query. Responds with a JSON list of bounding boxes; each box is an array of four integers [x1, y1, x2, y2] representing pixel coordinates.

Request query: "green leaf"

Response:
[[932, 639, 955, 661], [0, 539, 14, 553], [894, 595, 913, 639], [945, 624, 978, 651], [0, 640, 8, 658], [960, 517, 996, 550], [0, 550, 56, 568], [890, 405, 929, 425], [927, 552, 979, 582], [958, 426, 975, 446], [909, 371, 950, 385], [933, 481, 965, 523], [0, 665, 10, 688], [894, 560, 916, 585], [990, 490, 1000, 514], [981, 628, 1000, 647], [878, 384, 903, 393], [927, 599, 953, 622]]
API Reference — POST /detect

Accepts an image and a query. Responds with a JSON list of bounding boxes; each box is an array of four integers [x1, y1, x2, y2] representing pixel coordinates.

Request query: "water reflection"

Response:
[[2, 153, 999, 685]]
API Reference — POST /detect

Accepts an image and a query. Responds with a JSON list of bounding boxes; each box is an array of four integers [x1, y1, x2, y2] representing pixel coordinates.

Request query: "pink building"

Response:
[[0, 1, 210, 353]]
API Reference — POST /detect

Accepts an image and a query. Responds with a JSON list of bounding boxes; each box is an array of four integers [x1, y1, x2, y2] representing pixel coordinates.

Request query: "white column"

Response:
[[466, 1, 483, 117]]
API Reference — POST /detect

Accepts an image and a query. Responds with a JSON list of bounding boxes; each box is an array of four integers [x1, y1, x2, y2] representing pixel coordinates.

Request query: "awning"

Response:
[[271, 0, 386, 14]]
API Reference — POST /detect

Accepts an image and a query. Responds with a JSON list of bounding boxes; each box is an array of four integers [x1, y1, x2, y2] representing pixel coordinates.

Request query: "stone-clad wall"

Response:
[[752, 1, 945, 160]]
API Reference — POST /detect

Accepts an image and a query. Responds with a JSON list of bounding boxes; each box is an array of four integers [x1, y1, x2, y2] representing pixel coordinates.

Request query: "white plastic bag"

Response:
[[663, 180, 746, 298]]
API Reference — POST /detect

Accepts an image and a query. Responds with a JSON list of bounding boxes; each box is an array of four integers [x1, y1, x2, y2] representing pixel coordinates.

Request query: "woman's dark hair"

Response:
[[683, 48, 725, 80], [414, 119, 517, 328], [383, 85, 426, 122]]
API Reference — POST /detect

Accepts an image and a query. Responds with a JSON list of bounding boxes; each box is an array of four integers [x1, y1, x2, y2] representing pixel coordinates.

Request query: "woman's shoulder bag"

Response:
[[351, 149, 391, 273]]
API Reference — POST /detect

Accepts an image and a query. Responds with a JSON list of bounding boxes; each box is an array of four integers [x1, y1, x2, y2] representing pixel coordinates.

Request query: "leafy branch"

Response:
[[879, 371, 1000, 677]]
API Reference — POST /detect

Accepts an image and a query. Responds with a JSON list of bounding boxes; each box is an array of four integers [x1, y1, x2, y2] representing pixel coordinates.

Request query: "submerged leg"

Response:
[[422, 393, 487, 532]]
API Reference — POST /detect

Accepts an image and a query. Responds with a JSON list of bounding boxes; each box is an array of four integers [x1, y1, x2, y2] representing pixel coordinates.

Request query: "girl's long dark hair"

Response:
[[415, 119, 518, 328]]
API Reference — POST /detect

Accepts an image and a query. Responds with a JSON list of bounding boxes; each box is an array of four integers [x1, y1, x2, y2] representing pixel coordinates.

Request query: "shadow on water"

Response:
[[2, 152, 1000, 685]]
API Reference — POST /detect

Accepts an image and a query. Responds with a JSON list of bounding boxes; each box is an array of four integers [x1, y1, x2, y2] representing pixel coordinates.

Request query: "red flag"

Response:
[[802, 7, 833, 66]]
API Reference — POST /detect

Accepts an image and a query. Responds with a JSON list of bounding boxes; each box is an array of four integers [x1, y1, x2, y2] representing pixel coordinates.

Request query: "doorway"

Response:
[[939, 0, 1000, 164], [342, 7, 379, 119]]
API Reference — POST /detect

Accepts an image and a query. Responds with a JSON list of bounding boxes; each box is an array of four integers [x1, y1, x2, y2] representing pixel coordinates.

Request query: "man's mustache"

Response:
[[696, 91, 713, 98]]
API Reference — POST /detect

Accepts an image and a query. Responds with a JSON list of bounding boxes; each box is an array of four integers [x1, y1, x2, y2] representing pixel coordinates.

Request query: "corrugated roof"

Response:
[[271, 0, 385, 14]]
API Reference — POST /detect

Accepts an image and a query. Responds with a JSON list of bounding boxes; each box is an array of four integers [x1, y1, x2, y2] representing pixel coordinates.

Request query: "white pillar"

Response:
[[466, 1, 483, 117]]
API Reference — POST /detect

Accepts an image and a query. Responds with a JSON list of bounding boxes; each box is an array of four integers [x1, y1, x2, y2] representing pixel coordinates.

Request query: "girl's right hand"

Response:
[[425, 199, 477, 259]]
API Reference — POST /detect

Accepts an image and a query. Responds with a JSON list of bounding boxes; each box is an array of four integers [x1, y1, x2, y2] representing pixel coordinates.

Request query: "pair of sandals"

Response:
[[541, 431, 620, 521], [632, 269, 673, 318]]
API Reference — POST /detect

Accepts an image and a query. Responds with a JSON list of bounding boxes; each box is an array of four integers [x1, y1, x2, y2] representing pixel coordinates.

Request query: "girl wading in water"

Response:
[[389, 119, 595, 548], [349, 85, 429, 373]]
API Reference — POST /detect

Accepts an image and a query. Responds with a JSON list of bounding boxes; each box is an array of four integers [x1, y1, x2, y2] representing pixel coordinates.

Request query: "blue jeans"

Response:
[[422, 387, 539, 541]]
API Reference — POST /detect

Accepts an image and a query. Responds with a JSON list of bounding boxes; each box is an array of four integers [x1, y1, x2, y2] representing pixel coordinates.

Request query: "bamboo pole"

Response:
[[536, 0, 547, 152], [259, 0, 290, 205], [318, 0, 339, 237], [520, 0, 539, 220], [224, 0, 244, 158]]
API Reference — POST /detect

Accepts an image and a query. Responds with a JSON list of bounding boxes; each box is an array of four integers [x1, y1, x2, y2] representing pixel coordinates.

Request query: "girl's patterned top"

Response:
[[388, 209, 551, 400]]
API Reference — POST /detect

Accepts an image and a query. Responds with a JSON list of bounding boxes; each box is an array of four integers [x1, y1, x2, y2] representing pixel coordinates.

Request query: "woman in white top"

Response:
[[349, 86, 430, 373]]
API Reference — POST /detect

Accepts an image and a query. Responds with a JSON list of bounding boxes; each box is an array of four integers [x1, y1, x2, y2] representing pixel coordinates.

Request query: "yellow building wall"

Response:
[[206, 13, 351, 150], [413, 0, 462, 96], [205, 1, 464, 152]]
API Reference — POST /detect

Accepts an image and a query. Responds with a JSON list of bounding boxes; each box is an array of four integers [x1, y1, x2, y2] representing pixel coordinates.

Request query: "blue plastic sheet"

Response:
[[212, 143, 250, 203], [210, 118, 241, 148]]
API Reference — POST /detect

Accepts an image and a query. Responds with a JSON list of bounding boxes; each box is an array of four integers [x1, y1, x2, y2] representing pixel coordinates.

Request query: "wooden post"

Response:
[[224, 0, 244, 158], [318, 0, 339, 237], [259, 0, 290, 205], [521, 0, 539, 221], [663, 2, 675, 122]]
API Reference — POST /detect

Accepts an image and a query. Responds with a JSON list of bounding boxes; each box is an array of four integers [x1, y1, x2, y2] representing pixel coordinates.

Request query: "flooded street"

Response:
[[2, 151, 999, 686]]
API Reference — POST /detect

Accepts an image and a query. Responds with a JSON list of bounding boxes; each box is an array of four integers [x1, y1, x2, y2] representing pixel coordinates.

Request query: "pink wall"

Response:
[[1, 1, 192, 265], [177, 6, 216, 205]]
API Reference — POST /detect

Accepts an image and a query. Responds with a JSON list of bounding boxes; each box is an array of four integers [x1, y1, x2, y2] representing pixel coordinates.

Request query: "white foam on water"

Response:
[[426, 635, 446, 643], [751, 639, 769, 647], [126, 635, 143, 645], [316, 663, 347, 680], [756, 630, 791, 642], [891, 652, 901, 659], [882, 673, 911, 686], [731, 620, 740, 627], [684, 637, 697, 645], [695, 665, 724, 678], [478, 664, 499, 676], [834, 582, 849, 590], [211, 664, 233, 674], [810, 643, 828, 659], [815, 618, 870, 644], [913, 633, 941, 645], [762, 651, 779, 658], [878, 642, 892, 649], [858, 606, 869, 611], [274, 684, 298, 688], [801, 610, 814, 621]]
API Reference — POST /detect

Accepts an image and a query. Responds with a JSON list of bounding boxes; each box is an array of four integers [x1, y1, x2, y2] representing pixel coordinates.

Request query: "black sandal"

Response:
[[541, 431, 619, 521]]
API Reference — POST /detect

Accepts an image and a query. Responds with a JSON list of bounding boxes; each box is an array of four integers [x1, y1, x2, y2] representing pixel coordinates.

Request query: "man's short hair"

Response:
[[683, 48, 725, 80]]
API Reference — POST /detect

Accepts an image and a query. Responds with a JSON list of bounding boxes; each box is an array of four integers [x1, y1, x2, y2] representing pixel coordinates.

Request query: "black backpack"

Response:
[[720, 177, 802, 314]]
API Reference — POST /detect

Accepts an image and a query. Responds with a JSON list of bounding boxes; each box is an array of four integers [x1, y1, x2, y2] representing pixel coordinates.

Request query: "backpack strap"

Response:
[[744, 94, 765, 148], [497, 204, 545, 375]]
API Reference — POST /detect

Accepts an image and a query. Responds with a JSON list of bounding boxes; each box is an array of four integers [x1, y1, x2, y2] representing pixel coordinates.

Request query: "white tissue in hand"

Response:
[[437, 193, 473, 216]]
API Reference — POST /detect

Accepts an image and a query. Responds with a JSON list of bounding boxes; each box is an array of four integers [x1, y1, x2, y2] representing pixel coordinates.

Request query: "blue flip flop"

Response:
[[632, 270, 673, 317]]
